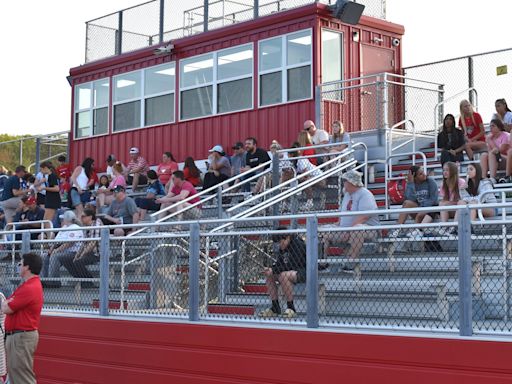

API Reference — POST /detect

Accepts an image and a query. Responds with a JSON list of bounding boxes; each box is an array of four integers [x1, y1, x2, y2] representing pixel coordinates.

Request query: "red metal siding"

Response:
[[36, 315, 512, 384]]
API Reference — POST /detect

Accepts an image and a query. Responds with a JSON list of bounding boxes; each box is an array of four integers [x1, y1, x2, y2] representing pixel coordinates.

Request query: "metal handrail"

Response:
[[477, 188, 511, 221], [387, 119, 417, 162], [434, 87, 479, 159]]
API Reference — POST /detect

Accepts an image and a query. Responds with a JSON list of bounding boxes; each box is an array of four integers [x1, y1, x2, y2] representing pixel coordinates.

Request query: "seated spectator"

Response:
[[70, 157, 96, 218], [61, 208, 103, 287], [203, 145, 231, 191], [459, 99, 487, 160], [388, 166, 439, 239], [259, 228, 306, 318], [41, 211, 84, 288], [322, 170, 379, 266], [328, 120, 350, 153], [288, 142, 326, 210], [437, 114, 466, 166], [480, 119, 509, 182], [0, 165, 28, 223], [106, 154, 126, 180], [125, 147, 149, 191], [439, 161, 470, 230], [157, 151, 178, 187], [103, 185, 139, 237], [135, 170, 165, 221], [460, 163, 496, 220], [297, 130, 316, 165], [12, 196, 45, 240], [253, 140, 288, 194], [241, 137, 271, 194], [230, 142, 246, 185], [56, 155, 73, 181], [96, 162, 126, 212], [97, 175, 110, 191], [304, 120, 329, 164], [183, 157, 202, 187], [157, 171, 201, 221], [494, 98, 512, 132]]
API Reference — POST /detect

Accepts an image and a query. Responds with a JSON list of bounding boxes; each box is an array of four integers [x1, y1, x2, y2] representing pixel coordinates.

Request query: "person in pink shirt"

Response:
[[156, 170, 201, 222], [157, 151, 178, 188], [480, 119, 510, 181], [125, 147, 150, 191], [439, 161, 470, 232], [96, 162, 126, 212]]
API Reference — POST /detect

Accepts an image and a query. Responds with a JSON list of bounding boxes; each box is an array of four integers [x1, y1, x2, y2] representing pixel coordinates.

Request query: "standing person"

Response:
[[241, 137, 271, 193], [437, 114, 466, 165], [56, 155, 73, 181], [303, 120, 329, 163], [203, 145, 231, 191], [0, 166, 28, 223], [494, 98, 512, 132], [259, 228, 306, 318], [156, 151, 178, 187], [1, 252, 43, 384], [125, 147, 150, 191], [39, 161, 61, 236], [480, 119, 509, 182], [459, 99, 487, 160], [183, 157, 202, 187], [70, 157, 96, 218]]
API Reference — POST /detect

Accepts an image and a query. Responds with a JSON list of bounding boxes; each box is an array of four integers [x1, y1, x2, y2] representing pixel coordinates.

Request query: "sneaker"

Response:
[[388, 228, 401, 238], [282, 308, 297, 318], [407, 228, 423, 240], [499, 176, 512, 184], [259, 308, 279, 317]]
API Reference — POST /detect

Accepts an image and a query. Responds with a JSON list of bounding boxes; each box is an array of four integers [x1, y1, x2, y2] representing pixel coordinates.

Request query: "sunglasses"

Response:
[[304, 126, 313, 131]]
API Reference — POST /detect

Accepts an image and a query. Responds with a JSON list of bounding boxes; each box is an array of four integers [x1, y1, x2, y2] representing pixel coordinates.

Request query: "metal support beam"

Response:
[[99, 228, 110, 316], [203, 0, 209, 32], [159, 0, 165, 43], [458, 207, 473, 336], [189, 223, 200, 321], [306, 217, 319, 328], [21, 232, 30, 255], [115, 11, 123, 55], [35, 137, 41, 173], [468, 57, 474, 105]]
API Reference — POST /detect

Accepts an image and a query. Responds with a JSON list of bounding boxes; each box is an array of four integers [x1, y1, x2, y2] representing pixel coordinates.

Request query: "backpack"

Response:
[[387, 176, 406, 204]]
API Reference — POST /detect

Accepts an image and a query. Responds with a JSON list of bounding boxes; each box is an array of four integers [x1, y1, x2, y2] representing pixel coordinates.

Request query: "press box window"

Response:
[[74, 79, 109, 138]]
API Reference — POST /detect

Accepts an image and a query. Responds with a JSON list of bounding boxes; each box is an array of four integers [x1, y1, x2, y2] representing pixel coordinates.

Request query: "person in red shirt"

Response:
[[1, 252, 43, 384], [459, 99, 487, 160], [183, 157, 202, 187], [157, 151, 178, 188], [156, 170, 201, 221], [56, 155, 72, 181], [125, 147, 150, 191]]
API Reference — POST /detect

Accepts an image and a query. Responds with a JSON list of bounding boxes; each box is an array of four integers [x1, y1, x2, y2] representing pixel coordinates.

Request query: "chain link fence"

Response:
[[86, 0, 387, 62]]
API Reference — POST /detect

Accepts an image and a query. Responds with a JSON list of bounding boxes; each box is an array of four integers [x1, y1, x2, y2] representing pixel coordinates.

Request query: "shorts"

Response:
[[70, 188, 91, 207]]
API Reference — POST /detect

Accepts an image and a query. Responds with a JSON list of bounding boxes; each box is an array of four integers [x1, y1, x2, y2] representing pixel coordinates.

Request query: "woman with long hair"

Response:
[[157, 151, 178, 186], [439, 161, 469, 228], [96, 162, 126, 212], [39, 161, 61, 237], [437, 114, 466, 165], [459, 99, 487, 160], [459, 163, 495, 220], [328, 120, 350, 153], [297, 130, 317, 165], [183, 157, 202, 187], [495, 98, 512, 132], [70, 157, 96, 217], [480, 119, 509, 181]]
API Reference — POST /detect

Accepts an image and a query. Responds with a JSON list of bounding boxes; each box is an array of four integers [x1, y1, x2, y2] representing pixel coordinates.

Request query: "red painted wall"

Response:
[[36, 315, 512, 384]]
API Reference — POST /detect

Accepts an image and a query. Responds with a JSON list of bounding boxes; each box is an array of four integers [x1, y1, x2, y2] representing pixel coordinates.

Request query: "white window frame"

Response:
[[112, 62, 176, 134], [73, 78, 110, 140], [321, 28, 344, 101], [258, 28, 313, 108], [179, 43, 254, 122]]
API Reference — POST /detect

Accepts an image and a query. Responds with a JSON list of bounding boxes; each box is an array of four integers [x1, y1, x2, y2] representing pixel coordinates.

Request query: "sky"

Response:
[[0, 0, 510, 136]]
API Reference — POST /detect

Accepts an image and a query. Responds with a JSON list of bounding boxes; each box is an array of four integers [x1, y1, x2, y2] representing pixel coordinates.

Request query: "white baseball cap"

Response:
[[209, 145, 224, 153], [129, 147, 139, 154]]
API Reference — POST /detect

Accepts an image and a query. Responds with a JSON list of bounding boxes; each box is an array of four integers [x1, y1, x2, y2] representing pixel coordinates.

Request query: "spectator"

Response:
[[1, 252, 43, 384], [70, 157, 96, 218], [125, 147, 150, 191], [459, 99, 487, 160], [0, 165, 28, 223], [59, 174, 71, 208], [460, 163, 496, 220], [439, 161, 470, 230], [56, 155, 73, 181], [39, 161, 61, 235], [494, 98, 512, 132], [288, 142, 326, 210], [97, 175, 110, 191], [96, 162, 126, 212], [388, 166, 439, 239], [157, 151, 178, 187], [480, 119, 510, 182], [61, 208, 103, 287], [0, 207, 5, 231], [241, 137, 271, 193], [106, 154, 126, 180], [34, 166, 47, 207], [230, 142, 246, 183], [41, 211, 84, 288], [297, 130, 317, 165], [328, 120, 350, 153], [259, 228, 306, 318], [203, 145, 231, 191], [103, 185, 139, 236], [323, 170, 379, 265], [183, 157, 202, 187], [12, 196, 45, 240], [157, 171, 201, 221], [437, 113, 466, 165], [135, 170, 165, 221], [304, 120, 329, 163]]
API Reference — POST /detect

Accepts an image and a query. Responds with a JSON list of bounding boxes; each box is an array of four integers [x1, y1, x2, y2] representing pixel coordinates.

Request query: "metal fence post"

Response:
[[271, 154, 280, 222], [115, 11, 123, 55], [468, 56, 474, 106], [217, 186, 223, 219], [159, 0, 165, 43], [35, 137, 41, 173], [189, 223, 200, 321], [458, 207, 473, 336], [21, 232, 30, 255], [306, 216, 319, 328], [203, 0, 209, 32], [253, 0, 259, 19], [315, 85, 322, 130], [99, 228, 110, 316]]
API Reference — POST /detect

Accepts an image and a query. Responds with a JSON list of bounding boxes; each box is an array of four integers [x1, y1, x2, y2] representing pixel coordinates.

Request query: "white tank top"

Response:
[[74, 168, 89, 190]]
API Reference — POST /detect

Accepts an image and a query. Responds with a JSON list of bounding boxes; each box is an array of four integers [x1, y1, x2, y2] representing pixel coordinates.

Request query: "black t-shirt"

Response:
[[44, 172, 61, 209], [272, 236, 307, 274], [1, 175, 20, 201], [245, 148, 271, 170]]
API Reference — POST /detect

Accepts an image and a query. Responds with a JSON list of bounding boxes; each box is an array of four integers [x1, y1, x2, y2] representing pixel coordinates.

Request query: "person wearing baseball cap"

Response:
[[231, 142, 247, 182], [103, 184, 139, 236], [125, 147, 149, 191], [203, 145, 231, 191], [12, 195, 45, 240]]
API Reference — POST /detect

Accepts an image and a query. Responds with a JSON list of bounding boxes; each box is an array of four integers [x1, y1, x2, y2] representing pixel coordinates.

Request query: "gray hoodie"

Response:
[[404, 177, 439, 207]]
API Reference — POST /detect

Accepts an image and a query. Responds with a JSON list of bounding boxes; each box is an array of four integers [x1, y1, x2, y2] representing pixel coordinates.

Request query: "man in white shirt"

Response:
[[304, 120, 329, 164]]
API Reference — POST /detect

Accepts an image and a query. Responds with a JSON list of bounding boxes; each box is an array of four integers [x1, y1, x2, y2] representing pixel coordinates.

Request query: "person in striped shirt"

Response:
[[125, 147, 150, 191]]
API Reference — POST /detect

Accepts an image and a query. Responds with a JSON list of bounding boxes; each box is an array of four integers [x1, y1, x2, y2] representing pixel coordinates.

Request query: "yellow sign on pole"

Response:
[[497, 65, 508, 76]]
